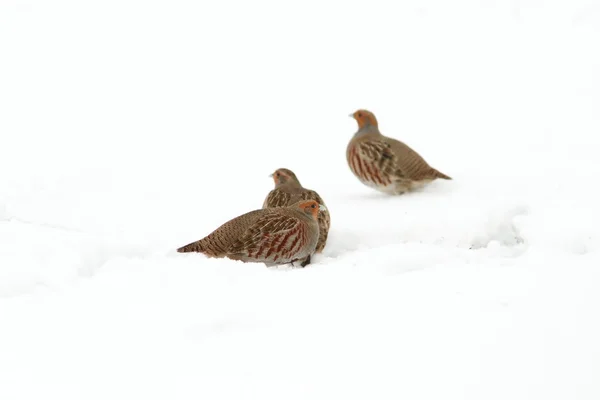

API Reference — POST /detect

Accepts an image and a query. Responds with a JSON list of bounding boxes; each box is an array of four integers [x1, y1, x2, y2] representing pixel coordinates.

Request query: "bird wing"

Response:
[[386, 138, 439, 179], [354, 139, 404, 179], [263, 189, 293, 208], [227, 212, 304, 261], [177, 209, 265, 256], [358, 138, 435, 180], [297, 189, 323, 204]]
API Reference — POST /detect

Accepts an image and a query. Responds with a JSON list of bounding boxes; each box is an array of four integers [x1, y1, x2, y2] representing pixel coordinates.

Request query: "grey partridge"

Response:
[[177, 200, 324, 267], [347, 109, 451, 195], [263, 168, 331, 254]]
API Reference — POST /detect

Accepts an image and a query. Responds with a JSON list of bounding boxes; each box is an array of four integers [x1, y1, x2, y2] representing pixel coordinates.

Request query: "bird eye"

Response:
[[358, 113, 362, 118], [275, 173, 280, 177], [311, 204, 316, 208]]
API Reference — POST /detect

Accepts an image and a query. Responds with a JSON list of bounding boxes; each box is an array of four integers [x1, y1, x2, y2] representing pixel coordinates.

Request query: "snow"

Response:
[[1, 0, 600, 398]]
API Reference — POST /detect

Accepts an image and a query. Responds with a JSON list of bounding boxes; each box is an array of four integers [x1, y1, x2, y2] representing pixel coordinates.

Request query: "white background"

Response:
[[1, 0, 599, 399]]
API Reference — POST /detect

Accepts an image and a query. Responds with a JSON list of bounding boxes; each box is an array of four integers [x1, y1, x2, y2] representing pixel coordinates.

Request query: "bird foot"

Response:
[[289, 255, 311, 268], [300, 255, 311, 268]]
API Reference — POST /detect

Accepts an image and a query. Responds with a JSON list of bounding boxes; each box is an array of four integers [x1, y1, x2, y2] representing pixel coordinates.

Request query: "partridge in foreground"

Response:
[[177, 200, 324, 267], [347, 109, 451, 195], [263, 168, 331, 254]]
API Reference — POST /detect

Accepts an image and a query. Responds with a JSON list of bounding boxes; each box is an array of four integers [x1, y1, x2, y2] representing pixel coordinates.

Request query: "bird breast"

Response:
[[231, 210, 319, 264], [347, 142, 393, 188]]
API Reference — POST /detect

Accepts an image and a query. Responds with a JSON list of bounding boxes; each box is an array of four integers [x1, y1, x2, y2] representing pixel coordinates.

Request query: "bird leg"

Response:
[[289, 255, 311, 268], [299, 255, 311, 267]]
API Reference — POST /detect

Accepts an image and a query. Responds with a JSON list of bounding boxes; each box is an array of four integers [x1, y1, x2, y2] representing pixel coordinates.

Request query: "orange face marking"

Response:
[[351, 109, 378, 129], [298, 200, 320, 220]]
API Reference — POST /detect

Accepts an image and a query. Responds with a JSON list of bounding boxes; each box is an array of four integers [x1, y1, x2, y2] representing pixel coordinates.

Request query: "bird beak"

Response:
[[269, 173, 274, 177], [318, 204, 328, 212], [348, 113, 354, 118]]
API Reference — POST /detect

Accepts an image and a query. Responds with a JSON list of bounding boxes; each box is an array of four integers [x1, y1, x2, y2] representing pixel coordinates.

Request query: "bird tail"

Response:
[[177, 239, 207, 253], [433, 169, 452, 180]]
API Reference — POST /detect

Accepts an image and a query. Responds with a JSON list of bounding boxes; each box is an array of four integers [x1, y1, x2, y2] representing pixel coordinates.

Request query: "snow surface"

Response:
[[1, 0, 600, 399]]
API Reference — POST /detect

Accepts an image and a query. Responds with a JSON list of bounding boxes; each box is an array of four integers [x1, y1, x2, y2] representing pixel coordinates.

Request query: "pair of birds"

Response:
[[177, 109, 451, 267]]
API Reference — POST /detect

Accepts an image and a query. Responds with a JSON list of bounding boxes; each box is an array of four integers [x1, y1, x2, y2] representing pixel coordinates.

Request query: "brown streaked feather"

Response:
[[177, 240, 208, 254], [347, 140, 396, 186], [386, 138, 450, 181], [263, 187, 330, 254], [347, 109, 452, 194], [177, 210, 266, 256], [349, 138, 451, 186], [178, 205, 319, 265], [263, 189, 293, 208], [228, 213, 307, 263], [298, 190, 330, 253], [431, 168, 452, 180]]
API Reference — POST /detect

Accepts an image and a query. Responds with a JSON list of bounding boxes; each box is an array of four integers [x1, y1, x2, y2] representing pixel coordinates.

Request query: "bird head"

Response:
[[349, 109, 378, 129], [296, 200, 326, 221], [270, 168, 300, 187]]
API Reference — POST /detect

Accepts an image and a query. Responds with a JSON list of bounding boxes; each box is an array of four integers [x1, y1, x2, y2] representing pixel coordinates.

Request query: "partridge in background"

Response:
[[347, 109, 451, 195], [177, 200, 324, 267], [263, 168, 331, 254]]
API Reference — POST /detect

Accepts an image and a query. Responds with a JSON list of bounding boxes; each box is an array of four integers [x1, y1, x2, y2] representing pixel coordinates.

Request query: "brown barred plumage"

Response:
[[347, 109, 451, 195], [263, 168, 331, 254], [177, 200, 322, 267]]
